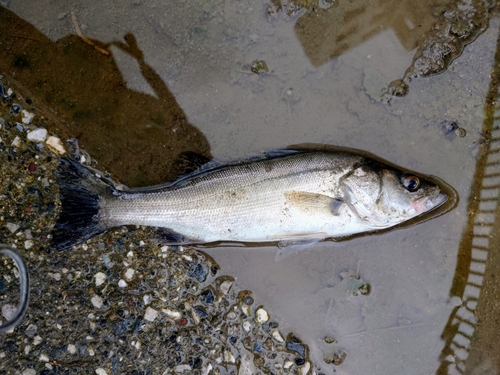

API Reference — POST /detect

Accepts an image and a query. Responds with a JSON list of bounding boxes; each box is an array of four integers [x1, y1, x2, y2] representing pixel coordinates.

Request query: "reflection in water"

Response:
[[0, 7, 211, 187], [283, 0, 496, 99], [292, 0, 447, 66], [436, 22, 500, 374]]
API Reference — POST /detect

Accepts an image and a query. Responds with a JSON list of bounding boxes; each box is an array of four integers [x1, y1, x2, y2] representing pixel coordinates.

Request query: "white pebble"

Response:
[[300, 361, 310, 375], [27, 128, 48, 142], [24, 240, 34, 250], [24, 345, 31, 355], [224, 349, 235, 363], [91, 295, 103, 309], [272, 330, 284, 342], [242, 321, 251, 332], [7, 88, 13, 96], [46, 136, 66, 155], [220, 280, 233, 294], [95, 369, 107, 375], [39, 353, 49, 362], [143, 294, 152, 305], [33, 336, 42, 345], [67, 344, 77, 354], [118, 279, 127, 288], [255, 308, 269, 323], [2, 304, 17, 321], [94, 272, 106, 286], [25, 229, 32, 239], [21, 110, 35, 125], [161, 246, 168, 252], [124, 268, 135, 280], [162, 307, 181, 320], [144, 307, 158, 322], [22, 369, 36, 375], [11, 136, 21, 147], [5, 222, 19, 233]]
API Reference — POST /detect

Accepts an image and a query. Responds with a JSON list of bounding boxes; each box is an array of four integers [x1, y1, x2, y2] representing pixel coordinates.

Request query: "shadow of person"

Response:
[[0, 6, 211, 187]]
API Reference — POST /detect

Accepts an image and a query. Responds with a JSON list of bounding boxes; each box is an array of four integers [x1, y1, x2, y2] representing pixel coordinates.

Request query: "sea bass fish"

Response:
[[51, 149, 451, 251]]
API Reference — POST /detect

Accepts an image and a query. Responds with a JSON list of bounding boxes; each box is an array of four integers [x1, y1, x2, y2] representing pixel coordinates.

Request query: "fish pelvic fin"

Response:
[[51, 158, 114, 251]]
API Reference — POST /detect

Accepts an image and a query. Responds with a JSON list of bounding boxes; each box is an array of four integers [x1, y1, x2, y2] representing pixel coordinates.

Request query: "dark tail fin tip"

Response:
[[51, 158, 111, 251]]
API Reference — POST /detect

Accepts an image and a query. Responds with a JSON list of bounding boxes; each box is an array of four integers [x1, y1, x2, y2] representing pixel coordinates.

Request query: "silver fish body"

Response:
[[51, 149, 450, 250]]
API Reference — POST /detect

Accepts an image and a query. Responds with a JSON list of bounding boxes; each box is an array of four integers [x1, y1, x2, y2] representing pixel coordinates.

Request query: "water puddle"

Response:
[[1, 1, 500, 374]]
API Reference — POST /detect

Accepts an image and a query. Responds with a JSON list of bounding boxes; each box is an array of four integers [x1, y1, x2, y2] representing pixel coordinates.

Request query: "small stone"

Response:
[[6, 222, 20, 233], [144, 307, 158, 322], [174, 364, 191, 373], [300, 361, 310, 375], [11, 136, 21, 147], [95, 369, 108, 375], [21, 110, 35, 124], [118, 279, 127, 288], [162, 307, 181, 320], [94, 272, 106, 286], [223, 349, 235, 363], [33, 336, 42, 345], [48, 272, 61, 281], [220, 280, 233, 294], [27, 128, 48, 142], [25, 324, 37, 337], [22, 369, 36, 375], [272, 330, 284, 342], [67, 344, 77, 354], [24, 240, 34, 250], [39, 353, 49, 362], [124, 268, 135, 280], [255, 307, 269, 323], [46, 136, 66, 155], [2, 304, 16, 321], [243, 321, 251, 332], [91, 295, 103, 309]]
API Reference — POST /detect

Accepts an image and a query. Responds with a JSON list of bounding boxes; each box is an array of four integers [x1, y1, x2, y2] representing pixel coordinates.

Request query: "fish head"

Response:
[[341, 163, 448, 229]]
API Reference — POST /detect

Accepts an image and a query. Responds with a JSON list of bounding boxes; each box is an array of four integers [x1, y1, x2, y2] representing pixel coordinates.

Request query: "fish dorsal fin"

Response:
[[164, 149, 305, 188], [126, 149, 307, 192], [284, 191, 344, 215]]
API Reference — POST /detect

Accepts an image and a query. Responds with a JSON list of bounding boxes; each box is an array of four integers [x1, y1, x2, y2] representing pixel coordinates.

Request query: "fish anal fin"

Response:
[[284, 191, 343, 214], [275, 236, 324, 260]]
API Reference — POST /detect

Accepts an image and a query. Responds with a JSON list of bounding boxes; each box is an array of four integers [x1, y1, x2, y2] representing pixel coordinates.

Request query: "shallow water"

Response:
[[2, 0, 500, 374]]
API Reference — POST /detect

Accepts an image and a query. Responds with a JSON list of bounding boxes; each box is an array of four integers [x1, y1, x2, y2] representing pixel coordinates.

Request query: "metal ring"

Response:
[[0, 245, 30, 334]]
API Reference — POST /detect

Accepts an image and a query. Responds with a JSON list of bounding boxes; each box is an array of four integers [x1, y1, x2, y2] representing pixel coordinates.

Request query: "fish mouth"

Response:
[[412, 191, 448, 213]]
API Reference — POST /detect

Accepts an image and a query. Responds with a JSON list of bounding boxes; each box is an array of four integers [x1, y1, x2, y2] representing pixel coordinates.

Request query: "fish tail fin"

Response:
[[51, 158, 114, 251]]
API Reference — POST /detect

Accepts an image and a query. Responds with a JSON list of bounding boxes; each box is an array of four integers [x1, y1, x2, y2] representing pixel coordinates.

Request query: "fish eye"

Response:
[[402, 175, 420, 192]]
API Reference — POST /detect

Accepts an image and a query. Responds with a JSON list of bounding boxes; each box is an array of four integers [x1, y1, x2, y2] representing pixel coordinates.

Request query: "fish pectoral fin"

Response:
[[155, 227, 194, 245], [284, 191, 343, 214]]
